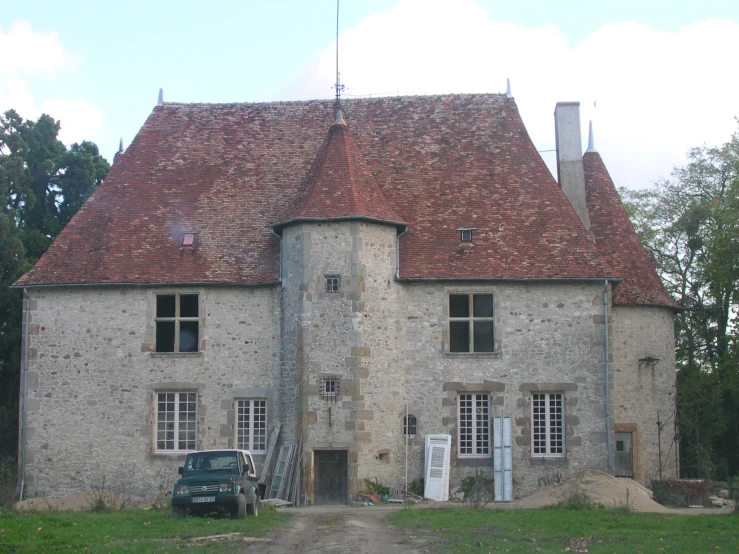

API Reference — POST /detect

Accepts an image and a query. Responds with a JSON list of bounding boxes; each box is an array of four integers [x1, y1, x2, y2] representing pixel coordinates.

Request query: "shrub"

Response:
[[0, 455, 17, 509], [408, 477, 424, 497]]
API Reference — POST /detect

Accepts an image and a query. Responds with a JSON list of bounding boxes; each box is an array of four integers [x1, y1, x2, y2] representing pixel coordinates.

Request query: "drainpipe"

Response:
[[395, 227, 408, 280], [19, 288, 30, 501], [603, 280, 612, 469]]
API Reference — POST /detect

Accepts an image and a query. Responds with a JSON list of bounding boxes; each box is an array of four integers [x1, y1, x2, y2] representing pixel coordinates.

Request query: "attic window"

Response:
[[182, 233, 196, 246], [457, 228, 476, 242]]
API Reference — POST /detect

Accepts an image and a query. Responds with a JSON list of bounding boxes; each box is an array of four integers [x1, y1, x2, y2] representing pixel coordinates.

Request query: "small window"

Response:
[[403, 414, 417, 437], [459, 393, 490, 457], [236, 399, 267, 452], [326, 275, 340, 293], [321, 376, 340, 400], [532, 392, 565, 457], [449, 293, 494, 352], [457, 227, 476, 242], [616, 440, 624, 452], [155, 293, 199, 352], [182, 233, 195, 246], [155, 391, 197, 452]]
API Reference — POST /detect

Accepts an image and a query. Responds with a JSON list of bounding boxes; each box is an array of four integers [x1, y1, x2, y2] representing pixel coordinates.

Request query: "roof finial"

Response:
[[118, 138, 124, 154], [586, 120, 597, 153], [332, 0, 345, 121], [157, 88, 163, 107], [506, 78, 513, 99]]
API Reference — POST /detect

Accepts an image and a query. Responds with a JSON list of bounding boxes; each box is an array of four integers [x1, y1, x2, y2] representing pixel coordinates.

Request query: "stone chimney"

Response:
[[554, 102, 591, 232]]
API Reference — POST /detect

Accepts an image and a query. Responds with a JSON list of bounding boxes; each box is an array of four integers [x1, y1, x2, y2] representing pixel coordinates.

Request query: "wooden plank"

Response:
[[258, 423, 282, 485]]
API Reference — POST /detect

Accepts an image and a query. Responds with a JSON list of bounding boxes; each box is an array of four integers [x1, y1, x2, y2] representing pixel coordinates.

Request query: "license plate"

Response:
[[191, 496, 215, 503]]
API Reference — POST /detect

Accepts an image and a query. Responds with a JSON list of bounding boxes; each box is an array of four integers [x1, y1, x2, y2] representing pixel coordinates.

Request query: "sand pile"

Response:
[[513, 471, 670, 512]]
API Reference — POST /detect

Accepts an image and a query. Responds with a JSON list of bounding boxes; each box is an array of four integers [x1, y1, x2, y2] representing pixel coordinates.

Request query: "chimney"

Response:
[[554, 102, 590, 232]]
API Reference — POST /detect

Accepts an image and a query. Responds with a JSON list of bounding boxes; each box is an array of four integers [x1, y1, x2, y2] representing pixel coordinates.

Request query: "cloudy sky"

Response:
[[2, 0, 738, 189]]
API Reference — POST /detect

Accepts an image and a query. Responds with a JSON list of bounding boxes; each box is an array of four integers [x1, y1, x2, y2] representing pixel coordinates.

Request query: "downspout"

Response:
[[395, 226, 408, 280], [19, 288, 30, 501], [604, 280, 612, 469]]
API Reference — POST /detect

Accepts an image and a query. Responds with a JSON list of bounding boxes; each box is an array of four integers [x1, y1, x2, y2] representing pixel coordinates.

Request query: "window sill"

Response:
[[444, 351, 502, 359], [150, 352, 204, 359], [456, 456, 494, 467]]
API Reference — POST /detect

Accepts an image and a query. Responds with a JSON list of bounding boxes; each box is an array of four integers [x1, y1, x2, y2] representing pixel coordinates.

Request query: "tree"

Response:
[[0, 110, 110, 457], [621, 129, 739, 479]]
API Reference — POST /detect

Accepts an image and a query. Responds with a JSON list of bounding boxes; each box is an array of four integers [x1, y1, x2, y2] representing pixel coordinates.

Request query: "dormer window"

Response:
[[457, 228, 475, 242], [182, 233, 196, 246]]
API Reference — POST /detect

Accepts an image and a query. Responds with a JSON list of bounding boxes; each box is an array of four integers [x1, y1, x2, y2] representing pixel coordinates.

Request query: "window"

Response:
[[326, 275, 340, 293], [236, 400, 267, 452], [155, 293, 199, 352], [321, 376, 340, 400], [458, 393, 490, 456], [403, 414, 417, 437], [156, 392, 197, 452], [457, 228, 476, 242], [449, 293, 494, 352], [532, 392, 564, 456]]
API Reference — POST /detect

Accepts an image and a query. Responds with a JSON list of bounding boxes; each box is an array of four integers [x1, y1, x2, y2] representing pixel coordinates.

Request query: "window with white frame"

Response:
[[155, 391, 197, 452], [155, 293, 199, 352], [532, 392, 565, 456], [236, 399, 267, 452], [449, 294, 494, 352], [458, 393, 490, 456], [403, 414, 417, 437]]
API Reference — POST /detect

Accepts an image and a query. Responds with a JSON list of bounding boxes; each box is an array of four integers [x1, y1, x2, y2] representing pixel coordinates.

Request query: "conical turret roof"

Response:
[[273, 116, 406, 233], [584, 151, 679, 309]]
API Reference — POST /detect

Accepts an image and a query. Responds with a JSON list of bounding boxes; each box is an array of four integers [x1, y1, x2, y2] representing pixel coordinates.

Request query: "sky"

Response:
[[1, 0, 738, 190]]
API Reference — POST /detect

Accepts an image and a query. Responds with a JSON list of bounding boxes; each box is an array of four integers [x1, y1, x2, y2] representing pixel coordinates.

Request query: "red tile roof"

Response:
[[273, 118, 406, 232], [17, 95, 614, 287], [584, 151, 679, 309]]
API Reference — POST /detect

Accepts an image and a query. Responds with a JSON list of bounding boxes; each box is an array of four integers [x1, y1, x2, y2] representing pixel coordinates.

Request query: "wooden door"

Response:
[[313, 450, 348, 505], [614, 432, 634, 477]]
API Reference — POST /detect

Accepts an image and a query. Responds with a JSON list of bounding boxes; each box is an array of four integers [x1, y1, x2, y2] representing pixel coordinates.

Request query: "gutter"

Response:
[[19, 288, 30, 501], [604, 279, 612, 469]]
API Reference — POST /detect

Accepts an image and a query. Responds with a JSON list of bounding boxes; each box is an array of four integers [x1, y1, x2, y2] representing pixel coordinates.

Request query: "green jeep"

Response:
[[171, 449, 260, 519]]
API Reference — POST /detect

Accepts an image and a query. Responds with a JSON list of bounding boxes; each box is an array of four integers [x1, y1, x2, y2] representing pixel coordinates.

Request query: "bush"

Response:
[[408, 477, 424, 497], [0, 455, 17, 509], [556, 491, 597, 511], [361, 478, 389, 497]]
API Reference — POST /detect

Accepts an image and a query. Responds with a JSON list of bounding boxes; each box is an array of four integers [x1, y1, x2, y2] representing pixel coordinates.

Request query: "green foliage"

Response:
[[361, 478, 390, 497], [0, 506, 290, 553], [0, 110, 109, 458], [408, 477, 424, 497], [388, 507, 739, 553], [620, 127, 739, 480], [555, 491, 599, 511], [0, 454, 17, 509]]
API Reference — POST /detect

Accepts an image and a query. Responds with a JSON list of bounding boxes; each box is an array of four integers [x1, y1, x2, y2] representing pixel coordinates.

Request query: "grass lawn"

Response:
[[387, 506, 739, 553], [0, 506, 290, 553]]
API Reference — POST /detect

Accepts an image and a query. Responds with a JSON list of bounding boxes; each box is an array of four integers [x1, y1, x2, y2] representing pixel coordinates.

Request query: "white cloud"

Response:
[[0, 20, 103, 146], [283, 0, 739, 189]]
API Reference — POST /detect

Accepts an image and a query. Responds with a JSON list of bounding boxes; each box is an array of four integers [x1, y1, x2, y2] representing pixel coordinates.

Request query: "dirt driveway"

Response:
[[241, 505, 427, 553]]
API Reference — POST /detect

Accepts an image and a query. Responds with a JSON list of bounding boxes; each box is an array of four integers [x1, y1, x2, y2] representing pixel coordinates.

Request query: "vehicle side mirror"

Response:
[[178, 467, 183, 475]]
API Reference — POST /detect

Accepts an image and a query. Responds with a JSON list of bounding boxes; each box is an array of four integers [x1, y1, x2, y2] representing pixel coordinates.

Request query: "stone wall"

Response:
[[610, 305, 678, 482], [21, 286, 280, 498], [19, 251, 676, 502]]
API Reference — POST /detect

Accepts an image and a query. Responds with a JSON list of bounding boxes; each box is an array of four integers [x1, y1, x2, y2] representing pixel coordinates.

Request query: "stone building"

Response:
[[15, 93, 679, 502]]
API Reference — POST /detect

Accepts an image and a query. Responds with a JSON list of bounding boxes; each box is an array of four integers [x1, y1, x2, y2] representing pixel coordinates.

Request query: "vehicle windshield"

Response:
[[184, 452, 239, 474]]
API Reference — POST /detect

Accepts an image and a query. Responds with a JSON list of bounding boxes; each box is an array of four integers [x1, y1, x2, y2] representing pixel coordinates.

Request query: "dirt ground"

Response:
[[240, 505, 426, 554]]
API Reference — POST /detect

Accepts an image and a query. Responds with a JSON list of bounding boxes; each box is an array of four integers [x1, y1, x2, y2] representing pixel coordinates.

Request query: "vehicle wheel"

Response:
[[232, 494, 246, 519], [247, 498, 259, 517], [172, 505, 186, 519]]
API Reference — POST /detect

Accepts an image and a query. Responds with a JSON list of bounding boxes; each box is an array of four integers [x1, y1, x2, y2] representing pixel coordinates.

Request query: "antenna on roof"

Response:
[[332, 0, 345, 120], [157, 88, 164, 107]]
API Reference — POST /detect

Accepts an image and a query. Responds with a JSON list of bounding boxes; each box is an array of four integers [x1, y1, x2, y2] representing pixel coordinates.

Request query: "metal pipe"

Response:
[[604, 280, 612, 469], [19, 288, 30, 501]]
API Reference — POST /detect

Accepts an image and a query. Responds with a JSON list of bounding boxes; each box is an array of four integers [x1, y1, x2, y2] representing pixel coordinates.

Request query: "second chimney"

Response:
[[554, 102, 590, 233]]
